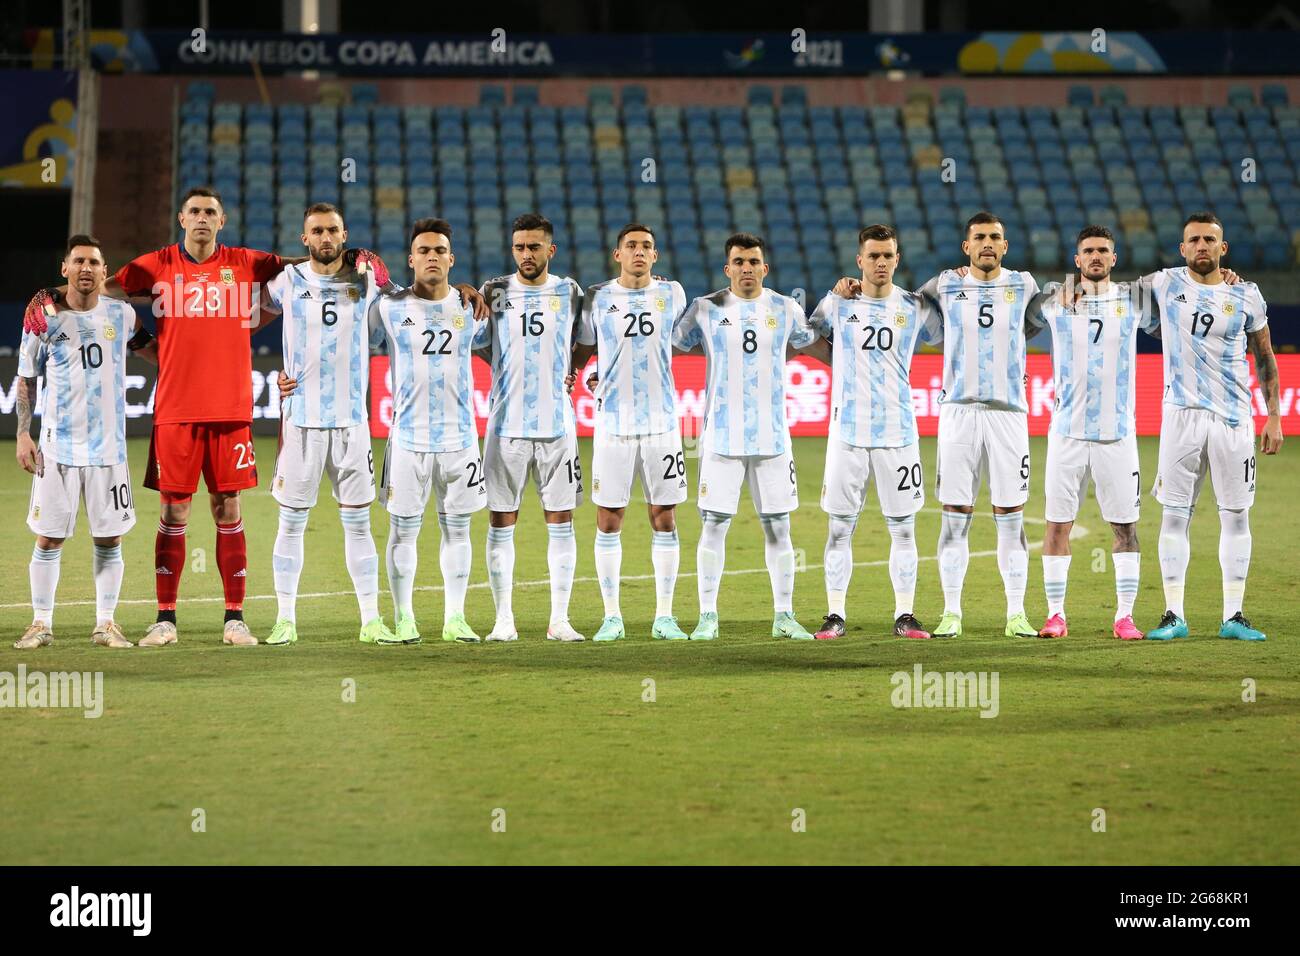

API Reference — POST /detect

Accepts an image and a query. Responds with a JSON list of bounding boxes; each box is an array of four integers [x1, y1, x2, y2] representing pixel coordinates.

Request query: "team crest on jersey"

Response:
[[104, 324, 117, 340], [655, 297, 666, 311], [220, 268, 235, 285], [453, 315, 465, 330], [1004, 288, 1016, 303], [766, 315, 778, 329], [1116, 303, 1126, 316], [549, 296, 561, 312], [347, 287, 361, 302], [894, 313, 906, 328], [1223, 302, 1235, 315]]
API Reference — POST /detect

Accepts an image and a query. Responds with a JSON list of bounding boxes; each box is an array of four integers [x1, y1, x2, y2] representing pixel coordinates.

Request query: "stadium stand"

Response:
[[175, 81, 1300, 301]]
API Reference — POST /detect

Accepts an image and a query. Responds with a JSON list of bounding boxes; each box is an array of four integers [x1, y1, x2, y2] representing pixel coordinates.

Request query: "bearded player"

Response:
[[21, 186, 398, 646]]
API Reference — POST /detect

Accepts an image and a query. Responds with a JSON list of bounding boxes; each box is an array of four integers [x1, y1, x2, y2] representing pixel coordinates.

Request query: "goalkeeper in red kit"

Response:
[[22, 185, 484, 646]]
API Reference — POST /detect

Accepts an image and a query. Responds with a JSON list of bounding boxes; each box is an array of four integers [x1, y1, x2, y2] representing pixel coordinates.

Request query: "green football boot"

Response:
[[1005, 612, 1038, 638], [690, 612, 719, 641], [593, 615, 625, 642], [772, 611, 813, 640], [933, 611, 963, 638], [266, 619, 298, 646], [391, 615, 421, 645], [360, 617, 399, 645], [652, 616, 689, 641], [1219, 612, 1266, 642], [1146, 610, 1189, 641], [441, 613, 480, 644]]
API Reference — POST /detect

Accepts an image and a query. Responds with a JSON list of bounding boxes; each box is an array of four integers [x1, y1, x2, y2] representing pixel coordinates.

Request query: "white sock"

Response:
[[1113, 551, 1140, 620], [937, 511, 972, 615], [1158, 505, 1192, 618], [386, 513, 421, 620], [92, 543, 124, 626], [994, 511, 1029, 616], [760, 513, 795, 614], [272, 505, 309, 624], [1042, 554, 1071, 617], [487, 525, 515, 622], [547, 520, 577, 625], [1218, 507, 1252, 620], [30, 545, 61, 626], [340, 507, 380, 624], [824, 513, 857, 617], [439, 513, 472, 621], [886, 514, 918, 618], [651, 530, 679, 618], [594, 529, 622, 616], [697, 511, 731, 614]]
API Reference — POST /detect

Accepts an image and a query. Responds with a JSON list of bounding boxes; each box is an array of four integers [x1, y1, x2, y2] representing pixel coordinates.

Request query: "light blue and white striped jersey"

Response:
[[1029, 282, 1158, 442], [1149, 267, 1268, 427], [809, 286, 940, 448], [918, 268, 1040, 413], [475, 273, 584, 439], [265, 262, 379, 429], [671, 288, 817, 457], [371, 287, 484, 454], [577, 277, 688, 437], [17, 298, 130, 467]]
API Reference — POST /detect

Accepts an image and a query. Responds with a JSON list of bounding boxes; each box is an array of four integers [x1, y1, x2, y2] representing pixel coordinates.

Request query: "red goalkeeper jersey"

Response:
[[115, 243, 285, 425]]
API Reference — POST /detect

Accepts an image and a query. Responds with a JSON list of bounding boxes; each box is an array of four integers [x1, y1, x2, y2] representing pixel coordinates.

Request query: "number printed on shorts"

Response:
[[109, 481, 132, 512], [742, 328, 758, 353], [367, 449, 374, 476], [466, 459, 482, 487], [1242, 456, 1256, 485], [1019, 454, 1030, 480], [234, 441, 255, 470], [895, 462, 922, 490], [565, 458, 582, 484], [662, 452, 685, 480], [789, 460, 797, 487]]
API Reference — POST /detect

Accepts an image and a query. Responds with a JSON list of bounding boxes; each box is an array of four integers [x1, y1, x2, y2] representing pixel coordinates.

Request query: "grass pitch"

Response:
[[1, 435, 1297, 865]]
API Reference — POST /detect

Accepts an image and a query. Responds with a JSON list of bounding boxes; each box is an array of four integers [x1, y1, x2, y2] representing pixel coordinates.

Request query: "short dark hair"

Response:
[[1076, 224, 1115, 246], [65, 234, 102, 257], [180, 185, 222, 210], [410, 217, 453, 247], [1183, 211, 1223, 231], [615, 222, 655, 247], [725, 232, 765, 258], [511, 212, 553, 238], [858, 224, 899, 250], [965, 211, 1003, 236], [304, 202, 343, 222]]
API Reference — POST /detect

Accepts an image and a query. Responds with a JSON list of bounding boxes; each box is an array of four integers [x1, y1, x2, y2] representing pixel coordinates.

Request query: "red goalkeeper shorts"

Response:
[[144, 422, 260, 495]]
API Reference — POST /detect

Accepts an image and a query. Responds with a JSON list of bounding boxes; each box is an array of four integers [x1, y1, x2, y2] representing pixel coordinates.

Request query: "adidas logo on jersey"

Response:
[[1175, 294, 1187, 302], [299, 290, 313, 299], [954, 291, 968, 300], [400, 317, 415, 326], [606, 304, 618, 312], [718, 317, 732, 326], [846, 314, 860, 324], [502, 300, 513, 310], [53, 332, 70, 343]]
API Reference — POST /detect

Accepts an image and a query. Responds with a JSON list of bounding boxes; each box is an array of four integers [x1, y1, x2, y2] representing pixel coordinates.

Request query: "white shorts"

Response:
[[272, 422, 375, 508], [935, 403, 1031, 508], [1153, 406, 1256, 510], [1045, 432, 1141, 525], [483, 431, 584, 513], [28, 460, 137, 539], [820, 439, 925, 517], [590, 428, 688, 509], [698, 448, 799, 516], [379, 441, 487, 517]]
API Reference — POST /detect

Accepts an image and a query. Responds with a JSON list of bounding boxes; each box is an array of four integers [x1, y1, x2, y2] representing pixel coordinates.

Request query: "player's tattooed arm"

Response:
[[15, 376, 43, 476], [1248, 325, 1283, 454]]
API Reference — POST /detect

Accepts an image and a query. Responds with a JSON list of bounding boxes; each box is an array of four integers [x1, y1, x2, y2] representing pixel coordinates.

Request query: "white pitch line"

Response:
[[0, 511, 1088, 610]]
